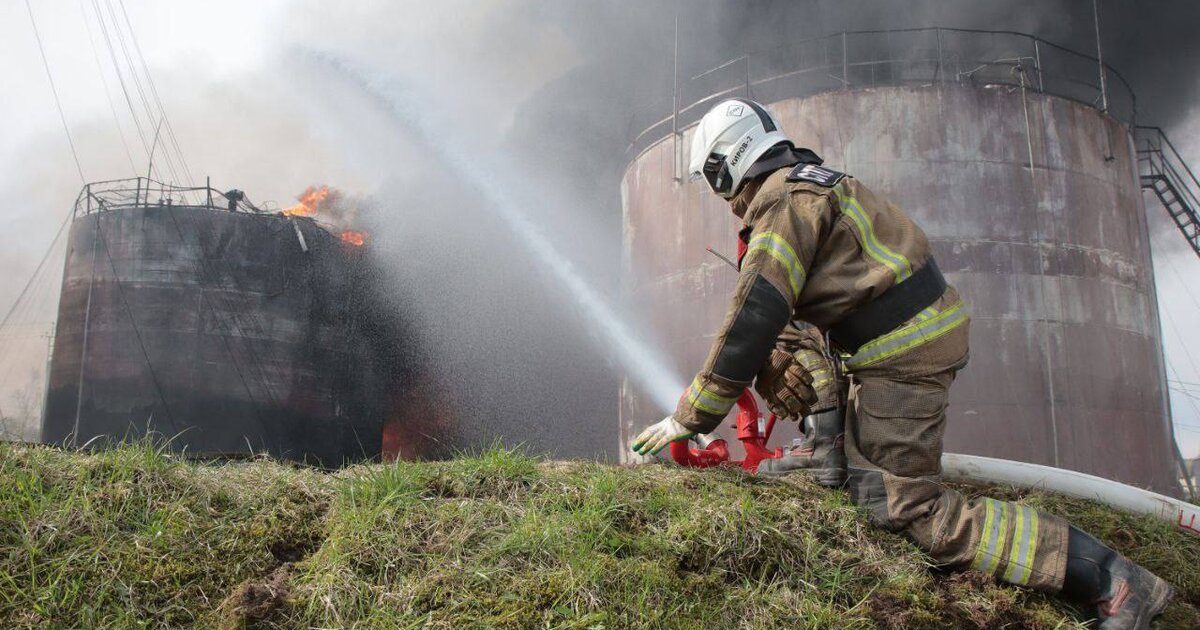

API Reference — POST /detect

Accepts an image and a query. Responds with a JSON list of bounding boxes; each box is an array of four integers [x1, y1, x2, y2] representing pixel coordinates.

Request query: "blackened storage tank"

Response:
[[619, 29, 1178, 493], [41, 178, 399, 465]]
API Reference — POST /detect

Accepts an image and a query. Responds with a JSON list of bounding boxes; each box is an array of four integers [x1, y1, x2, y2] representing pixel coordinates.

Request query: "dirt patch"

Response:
[[866, 591, 913, 629], [266, 494, 329, 564], [933, 571, 1036, 629], [869, 570, 1045, 629], [268, 536, 318, 564], [226, 565, 291, 621]]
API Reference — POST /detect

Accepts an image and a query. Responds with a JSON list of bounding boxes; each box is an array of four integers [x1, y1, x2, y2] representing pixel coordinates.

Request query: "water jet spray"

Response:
[[300, 51, 687, 414]]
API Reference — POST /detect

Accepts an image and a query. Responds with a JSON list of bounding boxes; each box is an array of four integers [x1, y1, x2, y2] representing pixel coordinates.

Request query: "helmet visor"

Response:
[[702, 152, 733, 196]]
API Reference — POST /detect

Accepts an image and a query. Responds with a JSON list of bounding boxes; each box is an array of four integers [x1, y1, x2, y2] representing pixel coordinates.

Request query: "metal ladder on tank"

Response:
[[1137, 126, 1200, 498], [1137, 126, 1200, 259]]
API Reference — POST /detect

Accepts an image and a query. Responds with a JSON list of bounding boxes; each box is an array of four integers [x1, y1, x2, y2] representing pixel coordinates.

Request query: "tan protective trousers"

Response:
[[844, 320, 1070, 592]]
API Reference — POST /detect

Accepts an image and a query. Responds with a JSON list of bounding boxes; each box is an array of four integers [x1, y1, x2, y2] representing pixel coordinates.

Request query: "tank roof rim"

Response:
[[627, 26, 1137, 158], [625, 83, 1135, 163]]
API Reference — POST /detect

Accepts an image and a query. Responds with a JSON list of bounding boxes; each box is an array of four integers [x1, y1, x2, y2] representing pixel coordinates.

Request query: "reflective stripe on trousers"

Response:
[[845, 301, 968, 369], [971, 498, 1042, 586]]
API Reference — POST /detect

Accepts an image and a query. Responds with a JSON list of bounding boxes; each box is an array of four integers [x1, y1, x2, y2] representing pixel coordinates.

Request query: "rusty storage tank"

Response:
[[619, 29, 1178, 493], [40, 178, 399, 465]]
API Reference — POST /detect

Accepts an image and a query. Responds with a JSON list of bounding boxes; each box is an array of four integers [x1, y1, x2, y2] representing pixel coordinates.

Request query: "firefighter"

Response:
[[630, 98, 1172, 628]]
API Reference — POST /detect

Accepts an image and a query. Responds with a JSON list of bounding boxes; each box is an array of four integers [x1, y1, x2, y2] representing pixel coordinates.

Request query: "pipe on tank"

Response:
[[941, 453, 1200, 538]]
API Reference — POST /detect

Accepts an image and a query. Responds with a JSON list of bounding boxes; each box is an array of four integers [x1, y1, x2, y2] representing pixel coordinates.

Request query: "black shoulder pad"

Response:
[[786, 163, 846, 187]]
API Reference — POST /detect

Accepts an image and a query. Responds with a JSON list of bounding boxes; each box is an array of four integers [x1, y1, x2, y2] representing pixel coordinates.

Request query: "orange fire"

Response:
[[283, 185, 331, 217], [340, 230, 367, 247], [283, 185, 366, 246]]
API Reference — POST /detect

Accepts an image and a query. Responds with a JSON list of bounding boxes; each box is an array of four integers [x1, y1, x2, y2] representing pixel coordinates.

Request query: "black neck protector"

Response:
[[739, 144, 824, 191]]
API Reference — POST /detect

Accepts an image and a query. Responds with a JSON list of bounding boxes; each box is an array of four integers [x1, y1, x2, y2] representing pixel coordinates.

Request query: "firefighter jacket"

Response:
[[674, 164, 968, 434]]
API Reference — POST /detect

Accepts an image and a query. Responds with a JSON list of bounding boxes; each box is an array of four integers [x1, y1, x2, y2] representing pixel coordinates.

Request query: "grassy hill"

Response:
[[1, 441, 1197, 629]]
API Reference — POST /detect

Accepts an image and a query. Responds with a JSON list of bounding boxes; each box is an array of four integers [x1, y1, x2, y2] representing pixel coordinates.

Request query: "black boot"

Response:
[[1061, 526, 1173, 629], [757, 407, 846, 487]]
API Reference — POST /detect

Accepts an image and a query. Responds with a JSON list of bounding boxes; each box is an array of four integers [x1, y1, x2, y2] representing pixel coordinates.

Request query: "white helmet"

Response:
[[689, 98, 790, 199]]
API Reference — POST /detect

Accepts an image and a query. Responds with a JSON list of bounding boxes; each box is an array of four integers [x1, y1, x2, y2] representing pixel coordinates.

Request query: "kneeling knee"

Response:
[[847, 468, 946, 535], [847, 468, 895, 529]]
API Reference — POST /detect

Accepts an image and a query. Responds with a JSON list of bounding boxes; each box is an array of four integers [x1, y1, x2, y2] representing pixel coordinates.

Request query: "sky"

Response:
[[2, 0, 1200, 463]]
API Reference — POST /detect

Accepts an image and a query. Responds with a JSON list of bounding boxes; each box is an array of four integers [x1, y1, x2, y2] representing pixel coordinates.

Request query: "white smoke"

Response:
[[4, 0, 1200, 455]]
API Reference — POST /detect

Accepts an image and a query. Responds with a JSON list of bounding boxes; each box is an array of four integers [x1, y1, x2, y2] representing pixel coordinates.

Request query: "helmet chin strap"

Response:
[[716, 128, 768, 198]]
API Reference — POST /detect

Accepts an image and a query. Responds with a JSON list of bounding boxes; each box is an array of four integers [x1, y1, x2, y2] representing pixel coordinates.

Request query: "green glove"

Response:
[[630, 415, 696, 456]]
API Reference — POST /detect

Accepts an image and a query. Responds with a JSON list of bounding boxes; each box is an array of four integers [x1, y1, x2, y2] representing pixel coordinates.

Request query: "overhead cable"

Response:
[[115, 0, 197, 186], [0, 212, 71, 335], [77, 0, 138, 173], [88, 0, 154, 174], [24, 0, 87, 183], [99, 0, 185, 186], [100, 0, 191, 193]]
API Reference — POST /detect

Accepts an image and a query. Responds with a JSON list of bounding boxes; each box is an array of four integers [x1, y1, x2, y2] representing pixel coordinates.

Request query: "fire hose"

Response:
[[671, 393, 1200, 538]]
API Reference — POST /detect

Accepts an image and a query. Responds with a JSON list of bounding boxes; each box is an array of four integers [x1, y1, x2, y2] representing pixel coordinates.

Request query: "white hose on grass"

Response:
[[942, 453, 1200, 538]]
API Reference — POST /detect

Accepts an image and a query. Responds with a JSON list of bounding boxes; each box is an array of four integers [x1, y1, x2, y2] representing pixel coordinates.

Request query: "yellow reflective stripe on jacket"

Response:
[[1003, 506, 1040, 586], [834, 185, 912, 282], [687, 377, 737, 416], [746, 231, 805, 297], [845, 301, 968, 369]]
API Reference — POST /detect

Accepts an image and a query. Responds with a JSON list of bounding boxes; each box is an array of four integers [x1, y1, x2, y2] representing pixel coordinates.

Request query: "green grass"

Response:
[[1, 442, 1197, 629]]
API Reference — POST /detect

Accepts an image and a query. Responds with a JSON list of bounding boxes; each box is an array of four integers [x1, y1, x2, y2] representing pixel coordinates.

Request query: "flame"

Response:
[[340, 230, 367, 247], [283, 185, 366, 246], [283, 185, 331, 217]]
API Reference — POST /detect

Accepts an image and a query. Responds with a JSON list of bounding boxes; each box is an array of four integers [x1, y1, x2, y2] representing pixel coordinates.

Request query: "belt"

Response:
[[828, 258, 947, 354]]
